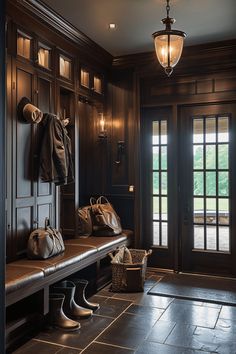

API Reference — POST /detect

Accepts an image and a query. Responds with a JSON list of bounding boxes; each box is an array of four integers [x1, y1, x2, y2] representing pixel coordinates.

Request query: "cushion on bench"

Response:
[[6, 264, 44, 295]]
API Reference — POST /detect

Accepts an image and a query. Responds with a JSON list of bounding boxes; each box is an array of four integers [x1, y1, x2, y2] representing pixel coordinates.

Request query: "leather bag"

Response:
[[77, 205, 93, 236], [90, 196, 122, 236], [27, 218, 65, 259]]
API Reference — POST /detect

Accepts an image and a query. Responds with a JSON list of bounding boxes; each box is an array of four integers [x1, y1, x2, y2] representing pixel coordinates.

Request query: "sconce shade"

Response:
[[153, 30, 185, 76]]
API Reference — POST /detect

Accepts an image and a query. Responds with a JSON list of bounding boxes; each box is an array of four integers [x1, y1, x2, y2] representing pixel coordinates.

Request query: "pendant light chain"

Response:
[[166, 0, 170, 18]]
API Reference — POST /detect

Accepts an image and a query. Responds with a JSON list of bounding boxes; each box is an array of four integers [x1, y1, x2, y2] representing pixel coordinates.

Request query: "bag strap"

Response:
[[97, 196, 110, 205], [90, 197, 97, 206], [45, 217, 50, 230]]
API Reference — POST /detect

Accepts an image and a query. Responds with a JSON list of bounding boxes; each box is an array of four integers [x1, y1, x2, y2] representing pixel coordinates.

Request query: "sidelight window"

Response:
[[152, 120, 168, 247]]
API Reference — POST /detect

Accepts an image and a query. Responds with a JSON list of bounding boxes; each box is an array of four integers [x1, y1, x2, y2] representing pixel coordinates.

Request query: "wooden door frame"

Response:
[[141, 106, 178, 270]]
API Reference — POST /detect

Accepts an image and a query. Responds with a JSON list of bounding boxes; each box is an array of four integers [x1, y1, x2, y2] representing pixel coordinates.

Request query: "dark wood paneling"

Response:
[[1, 2, 6, 352], [16, 206, 32, 257]]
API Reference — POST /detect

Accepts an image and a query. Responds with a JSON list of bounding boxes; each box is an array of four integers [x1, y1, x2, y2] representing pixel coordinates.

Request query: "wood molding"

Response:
[[112, 39, 236, 77], [7, 0, 113, 68]]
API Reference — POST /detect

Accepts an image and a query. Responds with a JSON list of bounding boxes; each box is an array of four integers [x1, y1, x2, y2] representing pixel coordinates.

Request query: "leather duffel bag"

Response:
[[27, 218, 65, 259]]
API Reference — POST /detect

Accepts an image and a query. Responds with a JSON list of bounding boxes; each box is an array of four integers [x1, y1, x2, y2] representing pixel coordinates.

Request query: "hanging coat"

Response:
[[39, 113, 74, 186]]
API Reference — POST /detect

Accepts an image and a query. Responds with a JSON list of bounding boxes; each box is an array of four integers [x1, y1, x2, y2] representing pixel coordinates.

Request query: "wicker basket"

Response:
[[109, 248, 152, 293]]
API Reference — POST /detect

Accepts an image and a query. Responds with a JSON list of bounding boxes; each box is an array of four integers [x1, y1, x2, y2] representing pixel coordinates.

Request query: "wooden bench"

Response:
[[6, 230, 133, 350]]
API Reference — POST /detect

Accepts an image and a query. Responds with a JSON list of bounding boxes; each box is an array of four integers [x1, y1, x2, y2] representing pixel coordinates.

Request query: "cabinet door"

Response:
[[11, 61, 35, 258]]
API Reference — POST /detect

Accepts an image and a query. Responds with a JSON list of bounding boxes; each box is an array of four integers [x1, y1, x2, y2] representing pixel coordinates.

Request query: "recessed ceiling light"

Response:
[[108, 23, 117, 30]]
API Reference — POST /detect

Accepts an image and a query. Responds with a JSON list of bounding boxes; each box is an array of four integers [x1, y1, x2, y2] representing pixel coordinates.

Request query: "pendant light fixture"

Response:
[[152, 0, 186, 76]]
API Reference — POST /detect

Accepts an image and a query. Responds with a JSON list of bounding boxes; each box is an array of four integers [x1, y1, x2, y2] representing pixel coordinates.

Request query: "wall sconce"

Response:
[[98, 113, 107, 140]]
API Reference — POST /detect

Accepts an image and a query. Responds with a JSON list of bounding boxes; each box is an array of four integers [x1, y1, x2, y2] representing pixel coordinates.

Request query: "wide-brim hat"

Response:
[[17, 97, 43, 124]]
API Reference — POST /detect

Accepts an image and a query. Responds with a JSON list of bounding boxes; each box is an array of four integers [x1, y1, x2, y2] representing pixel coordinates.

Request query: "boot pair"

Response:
[[49, 279, 99, 331]]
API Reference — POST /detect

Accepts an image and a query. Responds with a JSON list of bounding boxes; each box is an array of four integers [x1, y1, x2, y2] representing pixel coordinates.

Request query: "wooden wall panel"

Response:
[[16, 206, 32, 257]]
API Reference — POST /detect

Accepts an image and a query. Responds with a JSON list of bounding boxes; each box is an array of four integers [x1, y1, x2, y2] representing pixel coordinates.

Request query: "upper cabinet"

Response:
[[80, 66, 104, 97], [17, 30, 32, 60]]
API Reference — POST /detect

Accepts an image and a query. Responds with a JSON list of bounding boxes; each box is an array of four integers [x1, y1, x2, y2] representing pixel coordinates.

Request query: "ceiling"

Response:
[[42, 0, 236, 56]]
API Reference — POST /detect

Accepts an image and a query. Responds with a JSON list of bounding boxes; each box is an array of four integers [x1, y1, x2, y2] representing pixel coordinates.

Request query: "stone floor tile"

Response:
[[219, 305, 236, 320], [12, 339, 66, 354], [97, 312, 157, 349], [160, 301, 220, 328], [146, 320, 176, 344], [125, 304, 164, 321], [36, 315, 113, 350]]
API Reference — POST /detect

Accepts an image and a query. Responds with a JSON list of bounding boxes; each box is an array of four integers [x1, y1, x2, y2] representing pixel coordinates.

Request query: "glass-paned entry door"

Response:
[[193, 115, 230, 252]]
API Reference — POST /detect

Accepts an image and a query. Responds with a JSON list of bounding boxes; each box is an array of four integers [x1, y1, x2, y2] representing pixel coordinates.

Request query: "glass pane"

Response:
[[206, 145, 216, 169], [206, 226, 217, 250], [206, 171, 216, 196], [153, 222, 160, 246], [153, 121, 159, 144], [161, 121, 167, 144], [153, 147, 159, 170], [206, 198, 216, 224], [194, 198, 204, 224], [161, 172, 167, 195], [193, 145, 203, 170], [218, 171, 229, 196], [219, 198, 229, 225], [218, 117, 229, 143], [161, 197, 168, 220], [161, 223, 168, 246], [161, 146, 167, 170], [218, 145, 229, 169], [193, 119, 203, 143], [153, 172, 159, 194], [153, 197, 159, 219], [194, 225, 204, 249], [219, 226, 230, 252], [206, 117, 216, 143], [194, 172, 204, 196]]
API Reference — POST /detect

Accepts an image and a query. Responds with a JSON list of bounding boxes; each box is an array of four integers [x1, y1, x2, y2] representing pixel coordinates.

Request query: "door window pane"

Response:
[[153, 222, 160, 245], [206, 117, 216, 143], [153, 147, 159, 169], [218, 117, 229, 142], [161, 121, 167, 144], [161, 146, 167, 170], [193, 145, 203, 169], [219, 227, 230, 252], [161, 223, 168, 246], [194, 198, 204, 224], [219, 198, 229, 225], [206, 198, 216, 224], [206, 226, 217, 250], [218, 145, 229, 169], [194, 226, 204, 249], [153, 172, 159, 194], [161, 172, 168, 195], [218, 171, 229, 196], [153, 121, 159, 144], [194, 172, 204, 195], [206, 171, 216, 196], [206, 145, 216, 169], [161, 197, 168, 220], [193, 119, 204, 143], [153, 197, 159, 217]]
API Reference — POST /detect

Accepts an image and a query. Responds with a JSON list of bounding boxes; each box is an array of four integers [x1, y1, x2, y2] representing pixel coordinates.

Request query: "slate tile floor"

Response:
[[12, 271, 236, 354]]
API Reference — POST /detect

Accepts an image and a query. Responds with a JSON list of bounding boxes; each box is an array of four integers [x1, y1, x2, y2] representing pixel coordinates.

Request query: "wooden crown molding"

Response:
[[8, 0, 113, 68], [112, 39, 236, 77]]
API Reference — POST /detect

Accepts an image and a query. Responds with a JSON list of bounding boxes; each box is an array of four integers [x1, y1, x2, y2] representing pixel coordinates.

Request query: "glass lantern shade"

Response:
[[153, 30, 186, 76]]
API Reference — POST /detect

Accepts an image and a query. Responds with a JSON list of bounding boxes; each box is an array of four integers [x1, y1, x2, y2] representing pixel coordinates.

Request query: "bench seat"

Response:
[[6, 230, 133, 307]]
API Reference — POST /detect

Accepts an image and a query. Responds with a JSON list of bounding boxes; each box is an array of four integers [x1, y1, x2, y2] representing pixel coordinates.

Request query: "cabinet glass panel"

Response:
[[17, 31, 31, 59], [59, 55, 72, 79], [38, 43, 51, 69], [94, 76, 102, 94], [81, 69, 90, 88]]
